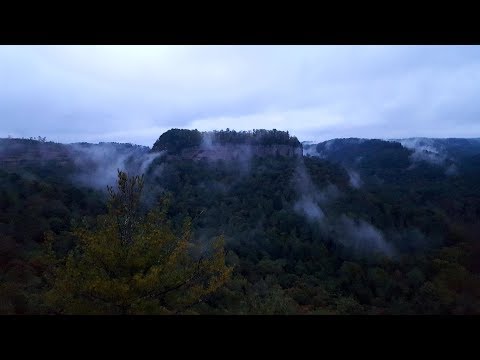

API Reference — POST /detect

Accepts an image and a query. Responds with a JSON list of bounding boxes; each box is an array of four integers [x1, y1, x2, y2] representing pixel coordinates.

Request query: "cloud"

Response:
[[398, 138, 447, 165], [69, 143, 164, 190], [346, 169, 363, 189], [294, 196, 325, 222], [292, 159, 339, 223], [337, 215, 395, 257], [2, 45, 480, 145]]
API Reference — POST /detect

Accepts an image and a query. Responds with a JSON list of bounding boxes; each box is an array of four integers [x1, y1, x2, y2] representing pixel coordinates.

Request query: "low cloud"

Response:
[[399, 138, 448, 166], [346, 168, 363, 189], [69, 143, 165, 190], [292, 159, 340, 227], [294, 196, 325, 222], [336, 215, 395, 257]]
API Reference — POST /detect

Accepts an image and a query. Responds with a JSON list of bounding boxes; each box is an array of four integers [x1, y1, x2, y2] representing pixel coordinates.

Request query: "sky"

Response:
[[1, 45, 480, 146]]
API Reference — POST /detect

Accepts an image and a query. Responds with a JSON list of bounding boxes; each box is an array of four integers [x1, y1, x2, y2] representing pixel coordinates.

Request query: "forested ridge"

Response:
[[152, 128, 301, 154], [1, 129, 480, 315]]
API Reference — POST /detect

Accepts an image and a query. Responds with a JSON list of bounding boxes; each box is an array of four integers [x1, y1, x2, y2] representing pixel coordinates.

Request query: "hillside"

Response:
[[1, 131, 480, 314]]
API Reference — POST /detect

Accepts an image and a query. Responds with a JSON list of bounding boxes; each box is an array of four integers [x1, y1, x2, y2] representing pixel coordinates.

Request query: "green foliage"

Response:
[[206, 129, 300, 147], [152, 129, 203, 154], [2, 134, 480, 314], [40, 171, 232, 314]]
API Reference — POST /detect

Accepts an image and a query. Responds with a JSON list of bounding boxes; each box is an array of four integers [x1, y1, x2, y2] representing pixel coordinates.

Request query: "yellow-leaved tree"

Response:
[[41, 170, 231, 314]]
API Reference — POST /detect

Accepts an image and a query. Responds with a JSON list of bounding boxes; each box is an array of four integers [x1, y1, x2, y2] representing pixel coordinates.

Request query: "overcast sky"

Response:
[[1, 45, 480, 145]]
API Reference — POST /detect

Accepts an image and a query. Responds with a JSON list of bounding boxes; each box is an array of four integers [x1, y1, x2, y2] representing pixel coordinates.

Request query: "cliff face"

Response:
[[170, 144, 303, 161]]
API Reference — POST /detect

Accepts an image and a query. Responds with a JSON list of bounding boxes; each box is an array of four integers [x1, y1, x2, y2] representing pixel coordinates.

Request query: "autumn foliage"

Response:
[[41, 170, 232, 314]]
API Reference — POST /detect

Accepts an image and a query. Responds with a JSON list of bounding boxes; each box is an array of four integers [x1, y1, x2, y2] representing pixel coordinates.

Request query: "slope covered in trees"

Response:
[[1, 132, 480, 314]]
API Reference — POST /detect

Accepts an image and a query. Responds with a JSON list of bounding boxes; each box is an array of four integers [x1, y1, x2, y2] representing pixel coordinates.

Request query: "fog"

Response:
[[399, 138, 448, 166], [336, 215, 395, 257], [346, 169, 363, 189], [294, 196, 325, 222], [69, 143, 164, 190], [292, 160, 337, 223]]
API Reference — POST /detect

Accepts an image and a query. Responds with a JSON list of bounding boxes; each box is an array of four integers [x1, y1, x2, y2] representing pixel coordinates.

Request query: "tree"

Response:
[[41, 170, 232, 314]]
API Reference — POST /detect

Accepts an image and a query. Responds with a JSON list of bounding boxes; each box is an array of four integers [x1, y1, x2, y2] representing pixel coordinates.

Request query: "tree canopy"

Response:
[[152, 128, 301, 154], [40, 170, 231, 315]]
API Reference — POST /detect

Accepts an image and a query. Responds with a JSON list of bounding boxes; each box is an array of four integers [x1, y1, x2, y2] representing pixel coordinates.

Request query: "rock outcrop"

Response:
[[173, 144, 302, 162]]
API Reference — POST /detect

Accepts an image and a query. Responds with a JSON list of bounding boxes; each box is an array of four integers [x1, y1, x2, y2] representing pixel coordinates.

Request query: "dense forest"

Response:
[[1, 129, 480, 314]]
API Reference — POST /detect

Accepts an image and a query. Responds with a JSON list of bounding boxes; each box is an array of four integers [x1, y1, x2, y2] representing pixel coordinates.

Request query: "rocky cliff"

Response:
[[172, 144, 302, 161]]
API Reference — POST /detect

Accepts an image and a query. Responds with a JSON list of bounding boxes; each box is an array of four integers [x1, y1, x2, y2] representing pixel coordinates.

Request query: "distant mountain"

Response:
[[313, 138, 408, 167], [302, 137, 480, 183], [299, 136, 480, 229], [0, 138, 153, 188], [301, 138, 412, 184], [393, 137, 480, 163]]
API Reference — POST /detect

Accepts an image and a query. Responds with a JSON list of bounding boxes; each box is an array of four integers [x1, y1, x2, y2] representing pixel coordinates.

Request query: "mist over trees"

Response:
[[1, 131, 480, 314]]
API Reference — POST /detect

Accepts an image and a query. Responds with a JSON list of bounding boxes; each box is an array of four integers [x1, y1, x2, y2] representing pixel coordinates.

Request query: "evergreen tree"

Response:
[[41, 170, 231, 314]]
